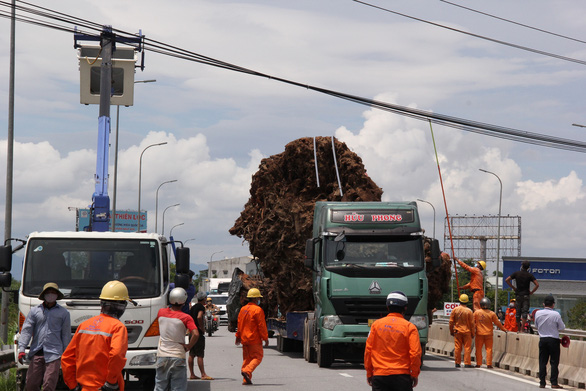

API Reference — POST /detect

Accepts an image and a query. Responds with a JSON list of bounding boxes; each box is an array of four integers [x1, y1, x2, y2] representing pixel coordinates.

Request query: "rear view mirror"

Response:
[[175, 247, 190, 274]]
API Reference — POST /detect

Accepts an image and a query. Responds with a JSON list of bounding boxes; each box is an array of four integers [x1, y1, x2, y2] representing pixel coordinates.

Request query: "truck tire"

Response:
[[304, 318, 316, 363], [317, 343, 333, 368]]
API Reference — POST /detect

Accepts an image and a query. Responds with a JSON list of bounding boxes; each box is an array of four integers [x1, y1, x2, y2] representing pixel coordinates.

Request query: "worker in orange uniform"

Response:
[[235, 288, 269, 385], [62, 281, 132, 391], [474, 297, 507, 368], [449, 294, 475, 368], [504, 299, 518, 332], [456, 258, 485, 312], [364, 291, 421, 391]]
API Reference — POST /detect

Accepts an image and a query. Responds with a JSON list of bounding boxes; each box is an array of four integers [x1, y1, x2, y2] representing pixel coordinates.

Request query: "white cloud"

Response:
[[516, 171, 585, 211]]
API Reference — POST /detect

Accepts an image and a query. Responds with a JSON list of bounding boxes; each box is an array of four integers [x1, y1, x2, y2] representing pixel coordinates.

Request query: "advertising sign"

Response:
[[503, 258, 586, 282], [443, 302, 459, 317], [77, 209, 147, 232]]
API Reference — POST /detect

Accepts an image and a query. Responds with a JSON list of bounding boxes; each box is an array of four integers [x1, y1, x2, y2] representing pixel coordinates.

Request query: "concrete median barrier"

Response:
[[427, 324, 586, 389]]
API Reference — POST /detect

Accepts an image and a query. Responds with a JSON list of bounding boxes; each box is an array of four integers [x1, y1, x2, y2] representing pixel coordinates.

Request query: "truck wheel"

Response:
[[317, 343, 333, 368], [304, 318, 316, 363]]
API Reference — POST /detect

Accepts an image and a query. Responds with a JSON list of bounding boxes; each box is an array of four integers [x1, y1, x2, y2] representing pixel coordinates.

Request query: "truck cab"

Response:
[[304, 201, 440, 367], [13, 231, 175, 389]]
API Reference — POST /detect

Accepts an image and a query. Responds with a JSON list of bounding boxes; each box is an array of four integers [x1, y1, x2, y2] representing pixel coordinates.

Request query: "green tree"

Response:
[[567, 299, 586, 330]]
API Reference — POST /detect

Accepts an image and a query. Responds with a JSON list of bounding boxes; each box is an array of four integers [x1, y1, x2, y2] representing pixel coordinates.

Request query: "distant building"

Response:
[[503, 256, 586, 323], [208, 255, 255, 278]]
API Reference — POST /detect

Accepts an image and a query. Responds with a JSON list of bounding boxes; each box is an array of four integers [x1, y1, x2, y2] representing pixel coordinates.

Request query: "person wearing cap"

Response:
[[534, 294, 565, 389], [62, 280, 131, 391], [504, 299, 518, 332], [205, 297, 219, 315], [235, 288, 269, 385], [455, 258, 485, 312], [505, 260, 539, 331], [449, 294, 475, 368], [18, 282, 71, 391], [155, 287, 199, 390], [188, 292, 213, 380], [364, 291, 421, 390]]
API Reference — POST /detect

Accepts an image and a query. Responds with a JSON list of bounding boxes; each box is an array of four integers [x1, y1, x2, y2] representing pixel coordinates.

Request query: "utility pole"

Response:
[[1, 0, 16, 343]]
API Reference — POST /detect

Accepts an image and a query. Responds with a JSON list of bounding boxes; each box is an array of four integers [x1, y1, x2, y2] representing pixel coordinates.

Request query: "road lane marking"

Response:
[[339, 373, 353, 378]]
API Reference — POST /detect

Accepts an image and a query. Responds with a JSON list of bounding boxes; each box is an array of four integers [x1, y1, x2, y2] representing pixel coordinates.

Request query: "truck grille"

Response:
[[330, 297, 418, 324]]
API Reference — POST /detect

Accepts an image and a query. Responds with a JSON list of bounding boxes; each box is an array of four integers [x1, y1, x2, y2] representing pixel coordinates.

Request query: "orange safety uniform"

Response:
[[364, 312, 421, 380], [457, 259, 484, 311], [61, 314, 128, 391], [473, 309, 506, 367], [449, 304, 474, 366], [504, 307, 518, 332], [235, 302, 268, 382]]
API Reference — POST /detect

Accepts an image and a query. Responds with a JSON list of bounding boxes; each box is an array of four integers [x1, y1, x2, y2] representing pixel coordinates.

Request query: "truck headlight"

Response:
[[409, 315, 427, 330], [322, 315, 343, 330], [129, 353, 157, 366]]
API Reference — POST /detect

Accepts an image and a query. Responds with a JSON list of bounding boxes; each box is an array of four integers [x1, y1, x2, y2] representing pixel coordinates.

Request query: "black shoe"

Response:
[[464, 365, 474, 368], [241, 371, 252, 385], [539, 385, 545, 389], [455, 364, 461, 368], [551, 386, 563, 389]]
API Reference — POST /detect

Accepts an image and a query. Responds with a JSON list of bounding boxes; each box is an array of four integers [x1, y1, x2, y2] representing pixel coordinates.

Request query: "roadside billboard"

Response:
[[77, 209, 147, 232]]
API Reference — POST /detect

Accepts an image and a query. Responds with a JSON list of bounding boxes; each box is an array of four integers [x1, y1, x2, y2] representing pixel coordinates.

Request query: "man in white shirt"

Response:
[[534, 294, 565, 389], [155, 287, 199, 391]]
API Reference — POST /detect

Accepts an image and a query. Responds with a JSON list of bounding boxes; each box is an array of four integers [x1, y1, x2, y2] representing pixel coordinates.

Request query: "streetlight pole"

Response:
[[208, 251, 224, 279], [112, 79, 156, 232], [137, 142, 167, 232], [155, 179, 177, 233], [170, 223, 184, 238], [184, 238, 196, 245], [479, 169, 502, 313], [417, 198, 436, 239], [162, 203, 180, 237]]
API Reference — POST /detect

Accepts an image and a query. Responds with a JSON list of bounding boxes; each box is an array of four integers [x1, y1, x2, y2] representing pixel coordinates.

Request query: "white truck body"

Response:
[[15, 231, 172, 386]]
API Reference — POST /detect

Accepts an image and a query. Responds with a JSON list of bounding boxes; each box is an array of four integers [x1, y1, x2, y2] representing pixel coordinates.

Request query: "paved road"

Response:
[[188, 325, 580, 391]]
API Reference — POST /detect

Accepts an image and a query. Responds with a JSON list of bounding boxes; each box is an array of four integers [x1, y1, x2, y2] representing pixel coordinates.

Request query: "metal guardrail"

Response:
[[432, 315, 586, 340], [0, 344, 15, 372]]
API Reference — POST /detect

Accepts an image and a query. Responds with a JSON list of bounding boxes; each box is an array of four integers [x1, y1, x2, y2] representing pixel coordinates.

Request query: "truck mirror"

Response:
[[175, 247, 190, 274], [174, 273, 190, 290], [430, 239, 441, 269], [0, 272, 12, 288], [0, 245, 12, 272], [304, 239, 314, 269]]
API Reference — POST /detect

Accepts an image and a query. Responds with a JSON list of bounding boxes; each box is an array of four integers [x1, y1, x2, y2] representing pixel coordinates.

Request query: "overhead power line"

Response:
[[440, 0, 586, 45], [353, 0, 586, 67], [1, 1, 586, 153]]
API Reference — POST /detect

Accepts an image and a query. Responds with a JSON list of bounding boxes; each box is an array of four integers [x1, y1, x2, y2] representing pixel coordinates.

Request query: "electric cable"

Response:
[[2, 1, 586, 154], [353, 0, 586, 67], [440, 0, 586, 45]]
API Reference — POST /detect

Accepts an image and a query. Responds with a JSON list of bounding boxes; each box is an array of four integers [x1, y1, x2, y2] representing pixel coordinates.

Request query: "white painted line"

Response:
[[426, 353, 578, 389], [339, 373, 353, 378]]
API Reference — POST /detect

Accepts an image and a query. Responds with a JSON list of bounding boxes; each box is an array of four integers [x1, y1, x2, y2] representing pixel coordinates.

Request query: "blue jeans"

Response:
[[155, 357, 187, 391]]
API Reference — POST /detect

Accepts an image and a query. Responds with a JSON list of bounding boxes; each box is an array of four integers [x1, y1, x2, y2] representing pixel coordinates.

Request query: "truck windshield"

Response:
[[22, 238, 162, 299], [324, 235, 423, 268]]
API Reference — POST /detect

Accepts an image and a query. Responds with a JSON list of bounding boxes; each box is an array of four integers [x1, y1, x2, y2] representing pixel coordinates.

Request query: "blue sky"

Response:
[[1, 0, 585, 273]]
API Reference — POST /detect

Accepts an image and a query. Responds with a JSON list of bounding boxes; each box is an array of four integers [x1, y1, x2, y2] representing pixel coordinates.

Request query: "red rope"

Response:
[[428, 120, 460, 296]]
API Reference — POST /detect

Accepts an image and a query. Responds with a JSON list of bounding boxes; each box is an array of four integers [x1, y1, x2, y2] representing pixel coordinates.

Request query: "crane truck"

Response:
[[0, 28, 193, 390]]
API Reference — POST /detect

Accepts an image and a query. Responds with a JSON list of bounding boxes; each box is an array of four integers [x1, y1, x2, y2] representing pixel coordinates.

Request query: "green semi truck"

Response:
[[301, 201, 440, 367]]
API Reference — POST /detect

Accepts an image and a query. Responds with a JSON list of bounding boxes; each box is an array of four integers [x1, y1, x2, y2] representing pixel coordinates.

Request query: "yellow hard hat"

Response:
[[477, 261, 486, 270], [247, 288, 263, 298], [99, 280, 130, 301], [459, 294, 469, 303]]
